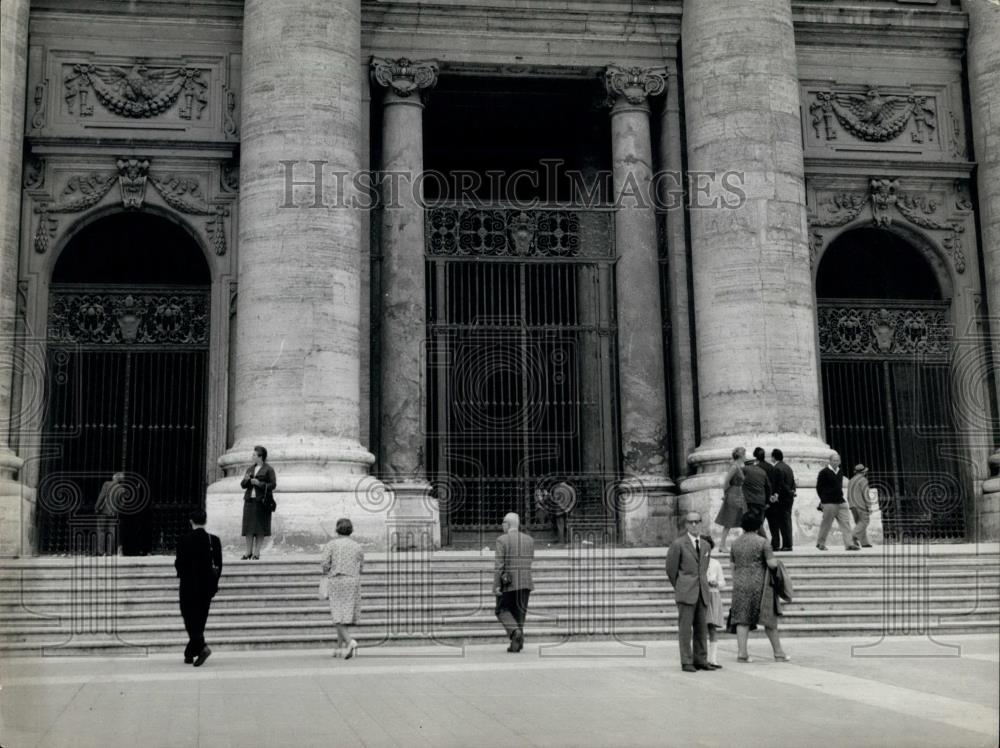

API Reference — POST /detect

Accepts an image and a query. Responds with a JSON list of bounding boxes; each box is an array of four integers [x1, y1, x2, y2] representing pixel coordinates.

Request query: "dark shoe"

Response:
[[694, 664, 712, 671], [681, 664, 697, 672], [512, 629, 524, 653], [780, 547, 793, 552], [240, 554, 251, 560], [845, 545, 860, 551], [816, 544, 828, 551], [707, 663, 723, 670], [861, 544, 873, 548], [251, 554, 260, 560], [193, 647, 211, 667], [184, 656, 194, 664]]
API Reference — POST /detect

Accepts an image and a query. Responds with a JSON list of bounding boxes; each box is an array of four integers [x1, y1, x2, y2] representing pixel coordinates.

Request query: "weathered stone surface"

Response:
[[965, 0, 1000, 541], [679, 0, 831, 544]]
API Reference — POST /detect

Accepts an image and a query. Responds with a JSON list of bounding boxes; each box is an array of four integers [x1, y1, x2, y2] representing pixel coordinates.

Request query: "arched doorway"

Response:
[[38, 213, 211, 554], [816, 228, 965, 540]]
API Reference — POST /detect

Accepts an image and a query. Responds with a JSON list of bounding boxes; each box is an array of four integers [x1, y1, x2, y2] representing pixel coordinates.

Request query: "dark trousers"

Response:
[[496, 589, 530, 639], [180, 592, 212, 659], [745, 503, 768, 538], [767, 504, 794, 549], [677, 598, 708, 666]]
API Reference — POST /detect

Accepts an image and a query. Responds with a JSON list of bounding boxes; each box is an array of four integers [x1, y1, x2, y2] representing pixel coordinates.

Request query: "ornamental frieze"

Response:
[[808, 85, 935, 143], [817, 305, 949, 359], [48, 289, 210, 346], [426, 208, 582, 258], [807, 179, 971, 274], [64, 62, 209, 119]]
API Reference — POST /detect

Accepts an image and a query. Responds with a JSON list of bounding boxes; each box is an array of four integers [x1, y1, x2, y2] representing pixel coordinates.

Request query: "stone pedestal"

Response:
[[964, 0, 1000, 542], [603, 65, 676, 544], [679, 0, 831, 544], [0, 0, 32, 557], [207, 0, 380, 551], [370, 57, 440, 548]]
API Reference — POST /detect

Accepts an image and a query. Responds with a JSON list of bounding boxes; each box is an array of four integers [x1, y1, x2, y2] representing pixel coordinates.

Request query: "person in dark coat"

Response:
[[768, 448, 797, 551], [815, 451, 859, 551], [741, 456, 772, 531], [753, 447, 781, 545], [174, 508, 222, 666], [241, 445, 276, 560], [666, 512, 714, 672]]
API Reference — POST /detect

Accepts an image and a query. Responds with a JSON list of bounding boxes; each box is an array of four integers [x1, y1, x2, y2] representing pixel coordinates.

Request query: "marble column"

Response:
[[679, 0, 832, 540], [207, 0, 380, 551], [0, 0, 31, 556], [370, 57, 440, 549], [603, 65, 675, 544], [964, 0, 1000, 540]]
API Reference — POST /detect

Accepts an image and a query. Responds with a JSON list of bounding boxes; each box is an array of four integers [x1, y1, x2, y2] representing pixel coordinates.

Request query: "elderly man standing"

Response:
[[816, 452, 859, 551], [848, 464, 874, 548], [494, 512, 534, 653], [666, 512, 714, 672]]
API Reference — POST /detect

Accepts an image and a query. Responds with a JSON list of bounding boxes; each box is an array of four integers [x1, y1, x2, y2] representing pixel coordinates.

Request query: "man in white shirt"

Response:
[[665, 512, 713, 671]]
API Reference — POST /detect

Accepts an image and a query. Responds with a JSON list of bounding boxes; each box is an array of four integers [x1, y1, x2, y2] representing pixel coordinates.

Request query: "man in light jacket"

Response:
[[494, 512, 534, 653], [847, 464, 873, 548]]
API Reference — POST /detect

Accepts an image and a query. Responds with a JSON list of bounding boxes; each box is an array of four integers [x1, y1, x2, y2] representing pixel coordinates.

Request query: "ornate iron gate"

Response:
[[425, 207, 619, 543], [39, 286, 210, 553], [818, 300, 966, 540]]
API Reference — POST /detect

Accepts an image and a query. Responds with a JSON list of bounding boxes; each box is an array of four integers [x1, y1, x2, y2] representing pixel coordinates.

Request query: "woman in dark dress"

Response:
[[241, 445, 276, 560], [714, 447, 746, 553], [729, 512, 788, 662]]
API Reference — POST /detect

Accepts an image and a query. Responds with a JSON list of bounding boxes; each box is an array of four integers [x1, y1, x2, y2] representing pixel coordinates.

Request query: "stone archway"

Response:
[[816, 227, 966, 540], [37, 212, 212, 554]]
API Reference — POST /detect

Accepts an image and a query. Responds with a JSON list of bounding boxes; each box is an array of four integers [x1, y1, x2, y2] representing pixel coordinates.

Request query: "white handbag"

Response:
[[318, 576, 330, 600]]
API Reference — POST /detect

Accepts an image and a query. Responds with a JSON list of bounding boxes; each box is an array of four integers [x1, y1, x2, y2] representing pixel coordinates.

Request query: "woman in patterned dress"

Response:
[[714, 447, 746, 553], [320, 518, 364, 659], [729, 512, 788, 663]]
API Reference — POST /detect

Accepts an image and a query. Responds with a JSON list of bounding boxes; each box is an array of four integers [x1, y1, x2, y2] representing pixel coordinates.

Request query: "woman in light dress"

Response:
[[320, 518, 365, 659], [714, 446, 746, 553]]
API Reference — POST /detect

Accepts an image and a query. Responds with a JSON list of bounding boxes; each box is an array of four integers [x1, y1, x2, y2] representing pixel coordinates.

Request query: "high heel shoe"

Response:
[[774, 654, 791, 662], [737, 655, 753, 663], [344, 639, 358, 660], [251, 554, 260, 560]]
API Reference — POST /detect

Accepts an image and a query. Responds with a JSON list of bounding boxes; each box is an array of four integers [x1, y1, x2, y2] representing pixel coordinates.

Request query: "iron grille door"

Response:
[[818, 301, 966, 540], [425, 207, 618, 543], [39, 286, 210, 553]]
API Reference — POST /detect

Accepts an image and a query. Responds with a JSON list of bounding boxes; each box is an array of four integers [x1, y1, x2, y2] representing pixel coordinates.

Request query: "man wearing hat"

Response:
[[847, 464, 873, 548]]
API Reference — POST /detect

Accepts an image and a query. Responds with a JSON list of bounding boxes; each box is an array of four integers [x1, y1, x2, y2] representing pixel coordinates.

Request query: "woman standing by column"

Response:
[[321, 518, 364, 659], [241, 445, 276, 560], [714, 447, 746, 553]]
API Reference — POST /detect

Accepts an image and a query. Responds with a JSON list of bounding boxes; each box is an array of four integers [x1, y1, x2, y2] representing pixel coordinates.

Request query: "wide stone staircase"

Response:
[[1, 545, 997, 656]]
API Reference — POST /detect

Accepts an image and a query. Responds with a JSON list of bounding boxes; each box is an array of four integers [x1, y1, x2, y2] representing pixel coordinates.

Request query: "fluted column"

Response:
[[371, 57, 440, 549], [603, 65, 675, 543], [0, 0, 30, 556], [679, 0, 831, 534], [207, 0, 379, 550], [964, 0, 1000, 539]]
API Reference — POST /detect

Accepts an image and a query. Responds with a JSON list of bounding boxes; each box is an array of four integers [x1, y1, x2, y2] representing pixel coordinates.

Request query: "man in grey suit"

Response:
[[493, 512, 534, 653], [665, 511, 715, 672]]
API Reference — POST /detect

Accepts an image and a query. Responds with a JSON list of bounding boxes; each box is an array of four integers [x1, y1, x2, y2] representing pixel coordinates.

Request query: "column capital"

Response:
[[603, 64, 667, 113], [371, 57, 439, 103]]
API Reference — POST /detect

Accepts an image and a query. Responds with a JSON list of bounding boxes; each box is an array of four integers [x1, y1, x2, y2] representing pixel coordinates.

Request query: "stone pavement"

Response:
[[1, 635, 997, 748]]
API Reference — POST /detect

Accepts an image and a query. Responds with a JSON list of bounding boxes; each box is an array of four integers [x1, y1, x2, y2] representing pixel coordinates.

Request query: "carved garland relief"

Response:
[[64, 63, 209, 120], [809, 86, 936, 143]]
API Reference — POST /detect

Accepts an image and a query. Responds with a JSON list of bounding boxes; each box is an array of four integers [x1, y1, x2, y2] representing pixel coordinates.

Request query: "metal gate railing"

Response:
[[39, 285, 210, 554], [424, 206, 619, 541], [818, 299, 967, 540]]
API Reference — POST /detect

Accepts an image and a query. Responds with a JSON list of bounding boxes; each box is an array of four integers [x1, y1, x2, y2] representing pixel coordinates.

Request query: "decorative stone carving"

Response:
[[48, 289, 210, 346], [370, 57, 439, 99], [31, 81, 47, 129], [603, 65, 666, 108], [426, 208, 581, 257], [150, 173, 229, 255], [223, 87, 238, 137], [817, 304, 949, 359], [63, 62, 209, 119], [23, 157, 45, 189], [808, 179, 969, 273], [220, 160, 239, 193], [809, 86, 936, 143], [116, 158, 149, 209]]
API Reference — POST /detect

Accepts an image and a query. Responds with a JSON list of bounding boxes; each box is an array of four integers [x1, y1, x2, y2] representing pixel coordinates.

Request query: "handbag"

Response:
[[499, 571, 513, 591], [265, 495, 277, 512], [318, 576, 330, 600]]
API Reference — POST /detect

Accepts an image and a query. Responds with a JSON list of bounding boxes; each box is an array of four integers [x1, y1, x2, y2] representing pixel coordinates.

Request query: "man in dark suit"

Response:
[[665, 512, 715, 672], [494, 512, 534, 653], [742, 454, 773, 533], [753, 447, 781, 545], [815, 451, 859, 551], [174, 508, 222, 666], [769, 448, 797, 551]]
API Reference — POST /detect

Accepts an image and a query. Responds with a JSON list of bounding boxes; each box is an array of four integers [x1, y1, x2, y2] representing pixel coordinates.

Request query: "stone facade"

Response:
[[0, 0, 997, 555]]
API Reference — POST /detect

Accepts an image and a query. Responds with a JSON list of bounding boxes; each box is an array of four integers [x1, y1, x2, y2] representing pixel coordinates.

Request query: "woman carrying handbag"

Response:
[[240, 445, 276, 560]]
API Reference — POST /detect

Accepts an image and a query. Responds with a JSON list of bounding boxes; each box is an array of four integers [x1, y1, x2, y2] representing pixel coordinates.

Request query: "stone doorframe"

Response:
[[12, 153, 238, 554], [807, 173, 996, 537]]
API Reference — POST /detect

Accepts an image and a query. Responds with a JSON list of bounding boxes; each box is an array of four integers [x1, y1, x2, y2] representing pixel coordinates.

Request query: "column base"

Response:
[[979, 450, 1000, 541], [0, 450, 35, 557], [618, 475, 677, 546], [384, 480, 440, 550], [681, 433, 834, 547]]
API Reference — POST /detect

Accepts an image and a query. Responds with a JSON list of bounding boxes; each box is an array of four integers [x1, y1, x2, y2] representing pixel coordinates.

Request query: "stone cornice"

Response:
[[793, 3, 968, 50]]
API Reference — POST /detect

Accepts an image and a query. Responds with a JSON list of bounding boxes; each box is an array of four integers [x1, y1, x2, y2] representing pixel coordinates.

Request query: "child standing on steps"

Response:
[[702, 534, 725, 668]]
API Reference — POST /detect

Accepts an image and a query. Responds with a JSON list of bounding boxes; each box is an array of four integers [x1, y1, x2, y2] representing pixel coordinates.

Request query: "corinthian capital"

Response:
[[371, 57, 439, 100], [603, 65, 667, 109]]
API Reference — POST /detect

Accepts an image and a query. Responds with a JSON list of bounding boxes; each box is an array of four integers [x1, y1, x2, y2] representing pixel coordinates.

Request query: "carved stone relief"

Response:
[[63, 62, 209, 119], [808, 178, 972, 274], [809, 85, 936, 143], [817, 304, 949, 359]]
